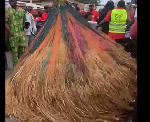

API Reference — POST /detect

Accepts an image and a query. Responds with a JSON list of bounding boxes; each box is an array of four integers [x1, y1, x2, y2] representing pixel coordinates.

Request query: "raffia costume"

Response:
[[5, 1, 137, 122]]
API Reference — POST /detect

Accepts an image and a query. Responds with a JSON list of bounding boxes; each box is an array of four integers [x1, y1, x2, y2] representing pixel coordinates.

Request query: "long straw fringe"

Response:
[[5, 6, 137, 122]]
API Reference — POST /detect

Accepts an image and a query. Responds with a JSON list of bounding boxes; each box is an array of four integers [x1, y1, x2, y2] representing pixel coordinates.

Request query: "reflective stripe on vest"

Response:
[[109, 9, 127, 33]]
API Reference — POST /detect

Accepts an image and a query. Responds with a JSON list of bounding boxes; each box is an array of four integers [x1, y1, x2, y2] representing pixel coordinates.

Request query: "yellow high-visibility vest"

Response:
[[109, 9, 127, 33]]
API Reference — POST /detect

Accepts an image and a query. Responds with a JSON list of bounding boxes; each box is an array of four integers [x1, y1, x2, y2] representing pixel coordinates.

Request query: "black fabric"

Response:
[[36, 21, 45, 34], [132, 102, 137, 122], [124, 38, 137, 59], [115, 38, 137, 59], [115, 39, 125, 46], [97, 1, 114, 34], [97, 10, 109, 34], [125, 22, 134, 32], [84, 12, 92, 20], [5, 33, 11, 52]]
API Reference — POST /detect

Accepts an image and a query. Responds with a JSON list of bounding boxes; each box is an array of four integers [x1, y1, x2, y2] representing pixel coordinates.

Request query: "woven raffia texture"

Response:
[[5, 6, 137, 122]]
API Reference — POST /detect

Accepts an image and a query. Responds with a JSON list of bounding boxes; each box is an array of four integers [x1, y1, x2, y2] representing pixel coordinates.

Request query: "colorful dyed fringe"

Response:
[[5, 5, 137, 122]]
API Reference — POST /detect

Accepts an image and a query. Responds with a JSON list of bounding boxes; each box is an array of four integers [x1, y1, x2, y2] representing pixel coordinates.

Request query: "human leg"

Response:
[[28, 35, 32, 46], [124, 38, 137, 59], [115, 39, 125, 47], [25, 35, 29, 47], [5, 33, 10, 52], [18, 36, 27, 58], [5, 53, 11, 71], [10, 36, 19, 67]]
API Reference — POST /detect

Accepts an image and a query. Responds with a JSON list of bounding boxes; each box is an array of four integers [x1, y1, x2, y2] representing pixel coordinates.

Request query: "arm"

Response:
[[5, 13, 10, 19], [126, 5, 132, 22], [31, 14, 37, 34], [96, 10, 111, 29], [5, 22, 14, 36], [127, 11, 132, 22], [96, 19, 107, 29], [42, 13, 47, 21], [5, 9, 14, 36], [97, 11, 105, 24], [5, 22, 10, 32]]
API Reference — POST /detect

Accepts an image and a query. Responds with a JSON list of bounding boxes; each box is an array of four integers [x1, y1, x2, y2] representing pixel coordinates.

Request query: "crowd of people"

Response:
[[5, 0, 137, 68], [5, 0, 137, 69], [5, 0, 51, 70], [74, 0, 137, 59]]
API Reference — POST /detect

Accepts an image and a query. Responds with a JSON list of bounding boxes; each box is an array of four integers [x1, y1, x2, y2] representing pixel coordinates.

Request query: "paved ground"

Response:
[[5, 52, 13, 122], [5, 118, 13, 122]]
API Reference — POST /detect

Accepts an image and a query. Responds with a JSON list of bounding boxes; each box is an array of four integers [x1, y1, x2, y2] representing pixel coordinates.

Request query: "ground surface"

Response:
[[5, 52, 13, 122]]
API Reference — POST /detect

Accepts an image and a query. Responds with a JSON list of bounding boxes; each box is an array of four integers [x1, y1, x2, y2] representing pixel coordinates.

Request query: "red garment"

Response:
[[29, 11, 34, 14], [34, 17, 38, 22], [5, 28, 9, 33], [130, 19, 137, 45], [129, 11, 134, 19], [35, 9, 39, 13], [17, 4, 21, 7], [38, 17, 43, 21], [42, 12, 48, 21], [80, 10, 85, 14], [80, 10, 86, 17], [87, 10, 99, 22], [104, 8, 133, 40], [45, 4, 50, 7]]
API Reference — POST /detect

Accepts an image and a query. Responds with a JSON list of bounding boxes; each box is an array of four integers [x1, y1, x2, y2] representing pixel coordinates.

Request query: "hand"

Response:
[[5, 13, 10, 19], [95, 25, 99, 29], [24, 25, 30, 29], [9, 31, 14, 37]]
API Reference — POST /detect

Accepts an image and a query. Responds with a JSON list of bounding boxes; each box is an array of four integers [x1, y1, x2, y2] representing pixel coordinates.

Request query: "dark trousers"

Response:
[[5, 33, 11, 52], [115, 38, 137, 59], [124, 38, 137, 59], [132, 102, 137, 122], [115, 39, 126, 46]]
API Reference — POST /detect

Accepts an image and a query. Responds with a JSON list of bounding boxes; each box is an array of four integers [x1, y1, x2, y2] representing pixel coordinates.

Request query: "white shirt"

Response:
[[134, 8, 137, 20], [25, 12, 37, 35], [88, 21, 101, 31], [5, 2, 10, 9]]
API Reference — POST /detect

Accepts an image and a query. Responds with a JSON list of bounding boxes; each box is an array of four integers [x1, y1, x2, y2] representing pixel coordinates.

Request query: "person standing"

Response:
[[33, 10, 38, 24], [124, 4, 136, 58], [5, 1, 11, 52], [5, 0, 27, 67], [25, 8, 37, 46], [42, 5, 50, 21], [87, 4, 99, 22], [97, 1, 114, 34], [130, 17, 137, 122], [96, 0, 132, 46], [5, 12, 11, 71], [134, 2, 137, 21]]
